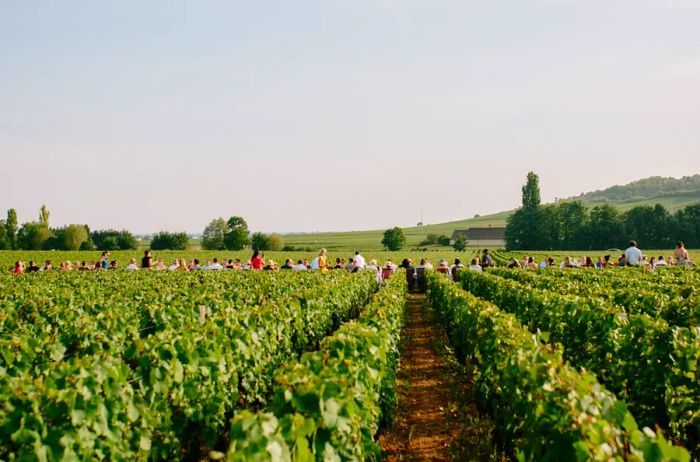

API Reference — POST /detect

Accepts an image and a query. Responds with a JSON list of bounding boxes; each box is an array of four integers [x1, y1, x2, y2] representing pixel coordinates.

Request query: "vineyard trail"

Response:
[[379, 294, 504, 462]]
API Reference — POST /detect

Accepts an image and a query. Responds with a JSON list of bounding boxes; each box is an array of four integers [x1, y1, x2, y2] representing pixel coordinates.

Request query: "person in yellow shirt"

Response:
[[318, 248, 328, 273]]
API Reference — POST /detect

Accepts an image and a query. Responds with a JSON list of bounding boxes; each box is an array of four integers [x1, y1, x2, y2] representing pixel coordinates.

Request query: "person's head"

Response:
[[194, 259, 200, 265], [658, 256, 665, 261], [586, 257, 593, 266], [303, 259, 309, 265], [471, 258, 479, 265], [355, 250, 360, 256], [483, 248, 489, 255], [297, 260, 303, 265], [29, 260, 34, 266], [528, 257, 534, 263], [45, 259, 51, 266], [677, 241, 684, 249], [420, 258, 426, 266], [650, 256, 656, 264], [213, 258, 218, 263], [145, 250, 151, 257], [252, 250, 260, 259], [604, 255, 611, 262], [110, 260, 117, 268], [14, 261, 22, 268], [319, 248, 327, 257], [629, 240, 637, 248], [130, 258, 137, 264], [454, 258, 461, 265], [336, 258, 342, 264]]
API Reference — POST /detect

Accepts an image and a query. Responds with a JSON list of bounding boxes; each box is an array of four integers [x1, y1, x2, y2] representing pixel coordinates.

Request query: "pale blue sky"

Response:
[[2, 0, 699, 233]]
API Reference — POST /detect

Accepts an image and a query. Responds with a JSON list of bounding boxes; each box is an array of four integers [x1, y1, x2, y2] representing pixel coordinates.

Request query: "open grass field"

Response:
[[283, 210, 512, 251]]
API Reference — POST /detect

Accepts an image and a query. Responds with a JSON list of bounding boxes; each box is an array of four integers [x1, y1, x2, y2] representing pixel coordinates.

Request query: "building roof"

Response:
[[451, 227, 506, 240]]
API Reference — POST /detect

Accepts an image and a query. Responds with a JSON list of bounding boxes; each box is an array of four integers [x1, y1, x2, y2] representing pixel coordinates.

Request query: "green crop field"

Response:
[[2, 249, 698, 461]]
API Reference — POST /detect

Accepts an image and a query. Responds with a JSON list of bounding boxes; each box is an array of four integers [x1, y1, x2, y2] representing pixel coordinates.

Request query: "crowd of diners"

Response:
[[9, 241, 694, 276], [504, 241, 694, 270]]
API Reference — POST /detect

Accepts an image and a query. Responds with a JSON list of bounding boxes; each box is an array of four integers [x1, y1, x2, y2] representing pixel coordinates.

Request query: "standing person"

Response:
[[318, 248, 328, 273], [251, 250, 264, 270], [353, 251, 366, 270], [481, 249, 494, 268], [141, 250, 153, 269], [625, 241, 643, 266], [674, 241, 690, 267]]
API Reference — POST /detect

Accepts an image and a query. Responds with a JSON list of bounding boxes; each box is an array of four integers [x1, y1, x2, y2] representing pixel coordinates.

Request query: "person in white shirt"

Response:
[[625, 240, 643, 266], [208, 258, 224, 270], [468, 258, 483, 272], [353, 251, 366, 270], [293, 260, 308, 271], [654, 256, 668, 267], [310, 257, 320, 270], [168, 259, 179, 271], [125, 258, 139, 271]]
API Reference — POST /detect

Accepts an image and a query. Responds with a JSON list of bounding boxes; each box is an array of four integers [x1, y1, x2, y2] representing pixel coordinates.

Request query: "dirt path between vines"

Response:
[[379, 294, 506, 462]]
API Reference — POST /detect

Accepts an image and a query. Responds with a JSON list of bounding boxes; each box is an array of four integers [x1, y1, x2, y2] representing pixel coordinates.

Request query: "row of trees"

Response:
[[201, 216, 286, 251], [0, 206, 139, 251], [506, 172, 700, 250]]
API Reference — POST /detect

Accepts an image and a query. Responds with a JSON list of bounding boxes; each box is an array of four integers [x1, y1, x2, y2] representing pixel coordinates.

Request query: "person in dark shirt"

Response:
[[141, 250, 153, 269], [26, 261, 41, 273]]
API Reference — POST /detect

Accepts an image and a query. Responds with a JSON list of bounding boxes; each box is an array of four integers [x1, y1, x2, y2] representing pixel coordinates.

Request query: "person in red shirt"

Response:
[[14, 261, 24, 274], [251, 250, 264, 270]]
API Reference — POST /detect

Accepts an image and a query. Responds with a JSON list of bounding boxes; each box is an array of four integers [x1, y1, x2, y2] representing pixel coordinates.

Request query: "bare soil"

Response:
[[379, 294, 508, 462]]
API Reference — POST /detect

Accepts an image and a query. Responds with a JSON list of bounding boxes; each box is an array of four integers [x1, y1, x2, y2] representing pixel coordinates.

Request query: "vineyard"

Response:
[[1, 251, 698, 461]]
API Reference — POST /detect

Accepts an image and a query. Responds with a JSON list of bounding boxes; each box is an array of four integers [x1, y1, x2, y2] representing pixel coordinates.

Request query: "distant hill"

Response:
[[569, 175, 700, 205], [284, 175, 700, 250]]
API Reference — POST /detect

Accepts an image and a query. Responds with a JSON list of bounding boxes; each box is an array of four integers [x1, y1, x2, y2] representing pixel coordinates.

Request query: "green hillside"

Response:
[[285, 176, 700, 251]]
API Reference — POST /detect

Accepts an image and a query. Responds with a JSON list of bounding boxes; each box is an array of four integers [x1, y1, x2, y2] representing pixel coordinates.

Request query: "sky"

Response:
[[1, 0, 699, 234]]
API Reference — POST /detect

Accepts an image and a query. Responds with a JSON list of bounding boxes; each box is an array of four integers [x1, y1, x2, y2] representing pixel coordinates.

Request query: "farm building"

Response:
[[451, 227, 506, 246]]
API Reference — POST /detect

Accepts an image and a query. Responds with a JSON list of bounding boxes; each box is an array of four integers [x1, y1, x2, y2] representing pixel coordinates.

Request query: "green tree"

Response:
[[91, 229, 137, 250], [202, 218, 228, 250], [674, 204, 700, 248], [453, 234, 467, 251], [6, 209, 18, 249], [151, 231, 189, 250], [505, 172, 545, 250], [40, 205, 50, 227], [0, 219, 8, 249], [381, 227, 406, 251], [586, 205, 624, 250], [250, 232, 269, 251], [17, 222, 53, 250], [63, 224, 89, 251], [267, 233, 284, 251], [224, 216, 250, 250], [419, 233, 439, 246], [622, 206, 655, 249], [437, 235, 451, 246], [557, 201, 588, 250]]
